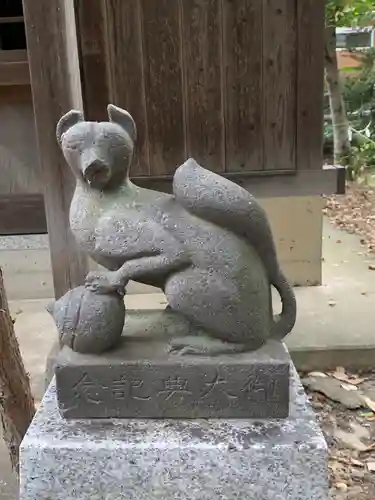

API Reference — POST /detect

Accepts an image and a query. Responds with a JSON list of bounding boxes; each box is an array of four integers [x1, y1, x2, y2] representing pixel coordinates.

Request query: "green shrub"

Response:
[[346, 141, 375, 180], [342, 48, 375, 134]]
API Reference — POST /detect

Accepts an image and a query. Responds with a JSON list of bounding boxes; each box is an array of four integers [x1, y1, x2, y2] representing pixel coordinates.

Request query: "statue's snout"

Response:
[[83, 159, 110, 188]]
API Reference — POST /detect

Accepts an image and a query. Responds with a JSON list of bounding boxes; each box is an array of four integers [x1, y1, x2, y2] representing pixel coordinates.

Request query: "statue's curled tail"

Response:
[[271, 271, 296, 340], [173, 159, 297, 344]]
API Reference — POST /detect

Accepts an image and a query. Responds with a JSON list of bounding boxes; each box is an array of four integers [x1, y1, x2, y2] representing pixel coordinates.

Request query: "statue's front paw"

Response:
[[85, 271, 127, 297]]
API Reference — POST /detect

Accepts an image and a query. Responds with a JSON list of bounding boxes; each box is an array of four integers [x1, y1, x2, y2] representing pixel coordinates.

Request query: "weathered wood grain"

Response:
[[103, 0, 149, 175], [140, 0, 185, 174], [180, 0, 224, 172], [75, 0, 109, 121], [0, 194, 46, 235], [23, 0, 88, 298], [0, 86, 41, 195], [76, 0, 325, 178], [223, 0, 263, 172], [263, 0, 296, 171], [296, 0, 325, 170]]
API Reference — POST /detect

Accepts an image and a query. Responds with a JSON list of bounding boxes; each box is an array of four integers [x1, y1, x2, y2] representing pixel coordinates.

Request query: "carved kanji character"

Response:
[[130, 380, 151, 401], [200, 369, 238, 400], [158, 376, 192, 400], [72, 373, 108, 404]]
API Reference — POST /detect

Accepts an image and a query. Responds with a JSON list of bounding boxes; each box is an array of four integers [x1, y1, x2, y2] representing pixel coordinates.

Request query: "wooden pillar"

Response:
[[22, 0, 88, 298]]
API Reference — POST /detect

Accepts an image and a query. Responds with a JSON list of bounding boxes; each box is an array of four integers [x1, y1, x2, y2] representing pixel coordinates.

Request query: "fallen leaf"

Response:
[[307, 372, 327, 378], [362, 396, 375, 413], [330, 456, 365, 467], [328, 300, 337, 307], [350, 422, 370, 440], [351, 458, 365, 467], [331, 373, 351, 382], [335, 429, 367, 451], [331, 367, 350, 382], [334, 482, 348, 492], [351, 467, 365, 480], [341, 383, 358, 392], [359, 411, 375, 419], [362, 443, 375, 453], [367, 461, 375, 472], [330, 367, 366, 386], [328, 459, 342, 472], [325, 186, 375, 260], [347, 376, 366, 386]]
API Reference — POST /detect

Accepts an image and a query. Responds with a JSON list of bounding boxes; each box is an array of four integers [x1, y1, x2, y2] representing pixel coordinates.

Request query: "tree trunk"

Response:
[[0, 268, 35, 473], [324, 26, 351, 167]]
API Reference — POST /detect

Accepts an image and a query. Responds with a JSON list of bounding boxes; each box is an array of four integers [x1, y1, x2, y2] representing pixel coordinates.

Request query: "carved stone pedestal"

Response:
[[54, 310, 291, 419], [19, 368, 328, 500], [55, 318, 290, 419]]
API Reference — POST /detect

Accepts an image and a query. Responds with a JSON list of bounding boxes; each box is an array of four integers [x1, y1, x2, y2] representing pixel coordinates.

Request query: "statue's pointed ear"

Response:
[[107, 104, 137, 143], [56, 110, 84, 145]]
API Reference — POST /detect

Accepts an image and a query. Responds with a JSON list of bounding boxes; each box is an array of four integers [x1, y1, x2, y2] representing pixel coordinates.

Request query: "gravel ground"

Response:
[[303, 369, 375, 500], [320, 180, 375, 498]]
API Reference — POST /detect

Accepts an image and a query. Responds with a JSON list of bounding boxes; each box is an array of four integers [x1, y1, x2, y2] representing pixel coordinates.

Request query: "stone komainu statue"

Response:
[[50, 105, 296, 355]]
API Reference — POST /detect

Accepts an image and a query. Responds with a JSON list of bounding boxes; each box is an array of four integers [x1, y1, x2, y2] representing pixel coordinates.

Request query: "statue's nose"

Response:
[[82, 159, 110, 189], [84, 159, 106, 173], [83, 159, 107, 181]]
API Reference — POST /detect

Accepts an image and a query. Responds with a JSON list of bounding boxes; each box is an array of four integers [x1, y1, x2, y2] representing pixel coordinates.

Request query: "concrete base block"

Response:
[[20, 368, 328, 500], [261, 196, 323, 286]]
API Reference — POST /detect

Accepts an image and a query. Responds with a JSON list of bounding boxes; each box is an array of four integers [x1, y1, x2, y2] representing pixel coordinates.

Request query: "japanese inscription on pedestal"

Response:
[[70, 366, 284, 411]]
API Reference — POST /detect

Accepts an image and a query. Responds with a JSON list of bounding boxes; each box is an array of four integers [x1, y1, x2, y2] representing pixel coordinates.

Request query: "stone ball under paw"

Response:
[[47, 285, 125, 354]]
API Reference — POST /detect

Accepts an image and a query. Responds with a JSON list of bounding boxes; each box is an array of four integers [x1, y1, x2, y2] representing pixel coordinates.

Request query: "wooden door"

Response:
[[77, 0, 326, 181]]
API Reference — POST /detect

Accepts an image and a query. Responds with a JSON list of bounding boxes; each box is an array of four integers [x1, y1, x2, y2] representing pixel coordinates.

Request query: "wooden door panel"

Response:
[[223, 0, 264, 172], [140, 0, 185, 175], [76, 0, 324, 177], [181, 0, 225, 172], [104, 0, 149, 175], [263, 0, 297, 171]]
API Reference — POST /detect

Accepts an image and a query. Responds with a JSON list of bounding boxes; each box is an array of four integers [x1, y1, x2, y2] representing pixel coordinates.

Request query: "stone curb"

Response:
[[289, 346, 375, 373]]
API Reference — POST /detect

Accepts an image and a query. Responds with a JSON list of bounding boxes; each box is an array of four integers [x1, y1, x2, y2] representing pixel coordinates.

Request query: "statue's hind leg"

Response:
[[164, 268, 267, 355], [168, 335, 248, 356]]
